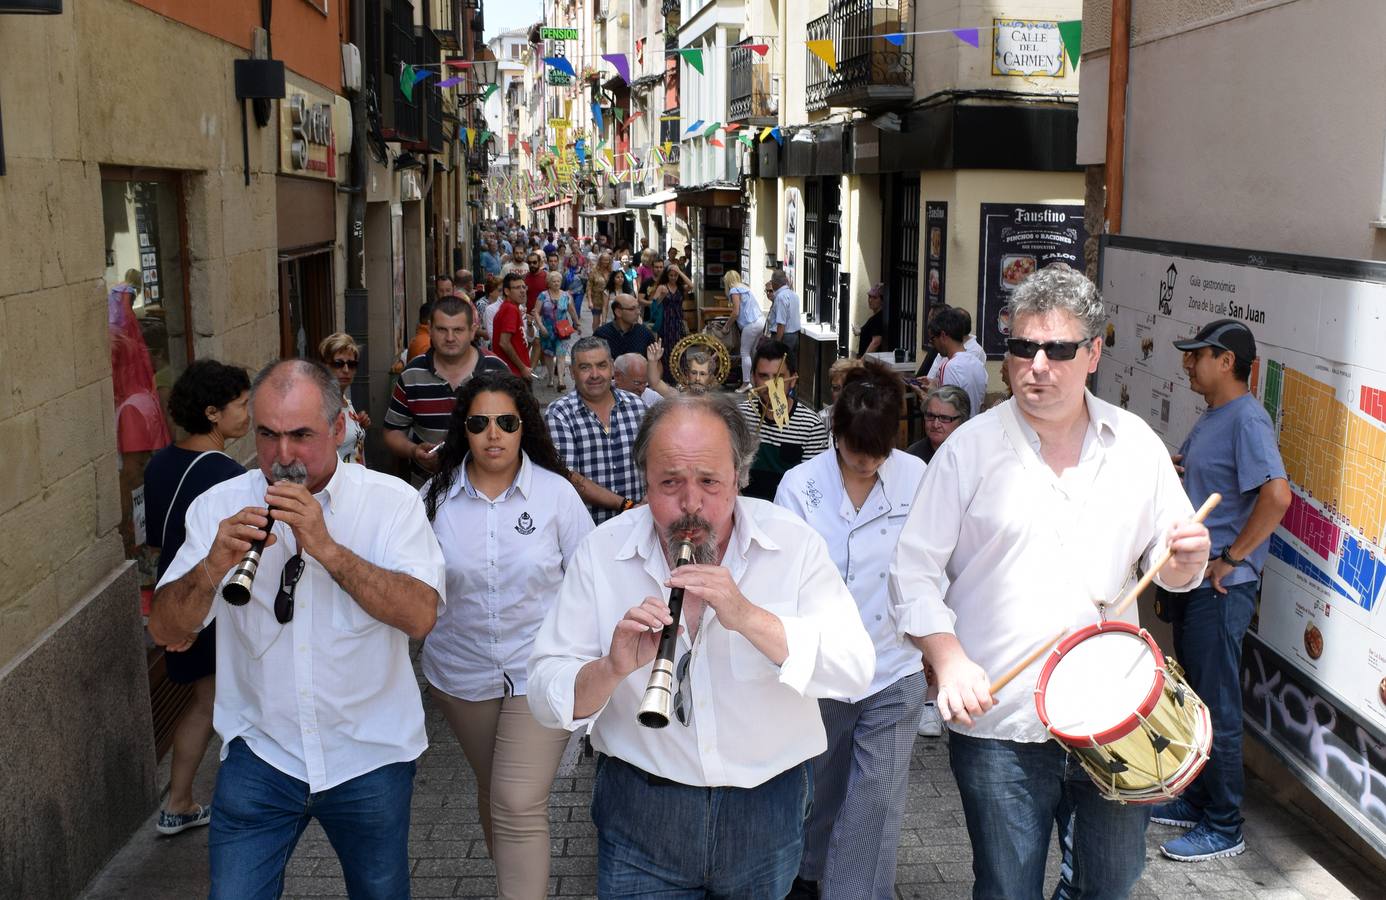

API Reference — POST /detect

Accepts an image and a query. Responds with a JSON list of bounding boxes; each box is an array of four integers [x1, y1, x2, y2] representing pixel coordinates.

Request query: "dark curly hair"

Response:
[[423, 372, 573, 521], [168, 359, 251, 434], [831, 357, 905, 459]]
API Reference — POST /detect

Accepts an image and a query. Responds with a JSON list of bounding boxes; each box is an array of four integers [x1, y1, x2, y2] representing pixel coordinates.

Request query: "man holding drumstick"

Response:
[[891, 264, 1211, 899]]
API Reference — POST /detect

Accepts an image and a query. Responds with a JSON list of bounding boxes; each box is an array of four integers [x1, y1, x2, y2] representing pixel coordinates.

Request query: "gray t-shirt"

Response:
[[1178, 391, 1287, 587]]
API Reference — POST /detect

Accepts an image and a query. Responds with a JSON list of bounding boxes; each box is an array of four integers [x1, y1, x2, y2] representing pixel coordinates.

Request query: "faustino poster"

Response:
[[1097, 235, 1386, 857], [976, 203, 1087, 358]]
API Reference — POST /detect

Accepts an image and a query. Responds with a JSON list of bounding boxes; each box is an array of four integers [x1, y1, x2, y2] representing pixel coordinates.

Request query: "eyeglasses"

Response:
[[330, 358, 359, 370], [1005, 337, 1094, 361], [274, 553, 305, 624], [672, 650, 694, 727], [464, 414, 522, 434], [924, 412, 963, 423]]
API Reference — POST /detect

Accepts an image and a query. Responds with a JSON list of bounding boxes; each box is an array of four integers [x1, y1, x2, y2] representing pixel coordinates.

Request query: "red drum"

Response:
[[1035, 621, 1211, 804]]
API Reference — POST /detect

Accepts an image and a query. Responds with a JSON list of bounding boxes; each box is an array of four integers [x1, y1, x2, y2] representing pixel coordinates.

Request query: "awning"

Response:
[[578, 206, 631, 217], [626, 190, 678, 209], [530, 196, 573, 211]]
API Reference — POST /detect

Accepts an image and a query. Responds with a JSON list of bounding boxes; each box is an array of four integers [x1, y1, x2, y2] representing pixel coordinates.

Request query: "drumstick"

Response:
[[987, 492, 1220, 699], [1107, 492, 1221, 620]]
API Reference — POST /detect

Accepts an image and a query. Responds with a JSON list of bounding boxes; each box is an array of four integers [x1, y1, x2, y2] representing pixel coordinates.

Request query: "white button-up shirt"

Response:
[[890, 393, 1198, 743], [528, 499, 876, 788], [769, 285, 802, 335], [776, 449, 926, 701], [160, 462, 446, 791], [420, 453, 593, 701]]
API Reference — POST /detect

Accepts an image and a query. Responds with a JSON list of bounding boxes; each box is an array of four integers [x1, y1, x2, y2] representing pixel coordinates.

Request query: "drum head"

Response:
[[1041, 628, 1161, 741]]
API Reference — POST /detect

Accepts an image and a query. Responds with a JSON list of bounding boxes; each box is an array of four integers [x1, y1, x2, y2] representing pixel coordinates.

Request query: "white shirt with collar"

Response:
[[769, 285, 802, 335], [159, 461, 446, 791], [926, 334, 986, 378], [889, 393, 1199, 743], [641, 386, 663, 408], [775, 449, 926, 701], [938, 350, 989, 419], [420, 452, 593, 701], [528, 499, 876, 788]]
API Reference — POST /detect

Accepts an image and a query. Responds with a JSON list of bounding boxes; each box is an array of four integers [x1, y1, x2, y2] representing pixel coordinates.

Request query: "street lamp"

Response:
[[458, 58, 499, 107]]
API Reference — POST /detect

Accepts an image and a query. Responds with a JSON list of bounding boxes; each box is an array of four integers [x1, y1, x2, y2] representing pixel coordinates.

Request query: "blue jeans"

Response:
[[208, 738, 415, 900], [591, 754, 812, 898], [1168, 581, 1257, 839], [949, 732, 1149, 900]]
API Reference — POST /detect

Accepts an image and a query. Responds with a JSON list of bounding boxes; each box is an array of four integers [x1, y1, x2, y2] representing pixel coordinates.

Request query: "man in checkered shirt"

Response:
[[546, 336, 648, 523]]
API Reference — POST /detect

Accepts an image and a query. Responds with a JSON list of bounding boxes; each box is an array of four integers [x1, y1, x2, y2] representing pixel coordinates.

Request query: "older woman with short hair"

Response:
[[906, 384, 971, 464]]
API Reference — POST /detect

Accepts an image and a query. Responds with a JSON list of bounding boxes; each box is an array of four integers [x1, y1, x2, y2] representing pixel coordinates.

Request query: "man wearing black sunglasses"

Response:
[[891, 264, 1212, 899], [150, 359, 446, 899]]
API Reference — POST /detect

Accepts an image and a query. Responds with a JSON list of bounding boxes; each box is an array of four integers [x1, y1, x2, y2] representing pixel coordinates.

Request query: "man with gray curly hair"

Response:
[[529, 391, 875, 898], [891, 264, 1213, 897]]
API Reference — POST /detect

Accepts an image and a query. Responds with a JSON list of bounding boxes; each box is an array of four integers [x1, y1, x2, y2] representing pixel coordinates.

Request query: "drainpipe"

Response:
[[345, 0, 370, 406], [1103, 0, 1130, 234]]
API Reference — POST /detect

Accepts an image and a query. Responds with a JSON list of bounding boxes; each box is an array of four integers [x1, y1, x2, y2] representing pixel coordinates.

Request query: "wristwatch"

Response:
[[1219, 548, 1245, 567]]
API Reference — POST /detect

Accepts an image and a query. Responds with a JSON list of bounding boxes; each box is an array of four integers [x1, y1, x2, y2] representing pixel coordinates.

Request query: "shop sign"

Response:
[[992, 19, 1065, 78], [279, 88, 338, 179], [546, 38, 571, 85], [976, 202, 1087, 357], [540, 27, 578, 41], [924, 201, 948, 310]]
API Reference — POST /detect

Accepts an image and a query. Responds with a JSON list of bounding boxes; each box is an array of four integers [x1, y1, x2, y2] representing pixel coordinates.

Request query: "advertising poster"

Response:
[[783, 187, 801, 291], [1097, 236, 1386, 856], [976, 203, 1087, 358], [924, 201, 948, 313]]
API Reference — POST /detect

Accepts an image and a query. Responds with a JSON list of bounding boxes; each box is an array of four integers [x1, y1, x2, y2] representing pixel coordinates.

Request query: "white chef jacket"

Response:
[[528, 499, 875, 788], [420, 453, 593, 701], [775, 449, 926, 701], [159, 461, 446, 791], [890, 393, 1200, 743]]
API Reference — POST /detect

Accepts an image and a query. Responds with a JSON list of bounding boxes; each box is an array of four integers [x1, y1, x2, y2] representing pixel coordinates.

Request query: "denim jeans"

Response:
[[949, 732, 1149, 900], [208, 738, 416, 900], [1168, 580, 1257, 839], [591, 753, 812, 898]]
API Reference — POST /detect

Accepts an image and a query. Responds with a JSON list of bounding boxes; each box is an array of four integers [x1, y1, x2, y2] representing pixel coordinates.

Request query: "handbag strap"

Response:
[[160, 450, 231, 545]]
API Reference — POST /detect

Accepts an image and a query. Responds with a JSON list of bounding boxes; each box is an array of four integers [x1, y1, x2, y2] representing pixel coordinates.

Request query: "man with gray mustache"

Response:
[[529, 392, 876, 898], [149, 359, 445, 899]]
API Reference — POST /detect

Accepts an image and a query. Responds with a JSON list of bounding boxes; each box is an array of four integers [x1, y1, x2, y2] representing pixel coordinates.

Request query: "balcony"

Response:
[[728, 37, 775, 126], [806, 1, 913, 113], [420, 26, 445, 153], [383, 0, 423, 144], [434, 0, 461, 51], [661, 0, 678, 18]]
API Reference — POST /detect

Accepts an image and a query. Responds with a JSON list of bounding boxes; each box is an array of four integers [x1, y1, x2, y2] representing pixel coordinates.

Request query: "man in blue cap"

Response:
[[1155, 318, 1291, 862]]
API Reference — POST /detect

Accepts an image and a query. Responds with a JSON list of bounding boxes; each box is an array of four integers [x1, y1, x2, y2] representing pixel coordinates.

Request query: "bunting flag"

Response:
[[437, 75, 463, 88], [703, 121, 721, 136], [575, 139, 586, 164], [770, 126, 783, 145], [542, 56, 576, 78], [482, 83, 500, 101], [623, 110, 645, 129], [685, 119, 705, 134], [444, 59, 472, 69], [479, 130, 493, 146], [614, 107, 625, 122], [723, 123, 742, 131], [400, 64, 416, 101], [709, 138, 725, 148], [737, 133, 755, 148], [663, 140, 673, 157], [601, 52, 631, 84], [592, 101, 604, 131], [679, 48, 704, 74], [460, 127, 470, 147], [883, 33, 905, 47], [951, 28, 980, 48], [508, 133, 517, 148], [521, 140, 531, 155], [759, 126, 774, 142], [747, 44, 770, 56], [806, 39, 836, 71], [1057, 20, 1082, 69]]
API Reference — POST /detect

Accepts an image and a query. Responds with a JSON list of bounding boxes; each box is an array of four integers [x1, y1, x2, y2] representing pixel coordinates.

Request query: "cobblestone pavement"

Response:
[[82, 655, 1380, 900]]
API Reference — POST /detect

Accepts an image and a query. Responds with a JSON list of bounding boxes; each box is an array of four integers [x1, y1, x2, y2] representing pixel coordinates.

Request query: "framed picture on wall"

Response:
[[706, 237, 724, 250]]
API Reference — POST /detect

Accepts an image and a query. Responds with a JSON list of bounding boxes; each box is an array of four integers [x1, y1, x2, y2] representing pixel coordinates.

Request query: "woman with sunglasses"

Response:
[[774, 359, 928, 899], [906, 384, 971, 464], [419, 372, 593, 900], [319, 332, 368, 464]]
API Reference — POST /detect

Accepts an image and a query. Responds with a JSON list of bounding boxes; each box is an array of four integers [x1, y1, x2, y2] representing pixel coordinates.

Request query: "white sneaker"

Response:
[[917, 701, 944, 737]]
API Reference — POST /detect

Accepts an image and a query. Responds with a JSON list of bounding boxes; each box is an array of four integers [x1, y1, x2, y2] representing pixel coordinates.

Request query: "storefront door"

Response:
[[278, 250, 335, 359], [884, 174, 921, 354]]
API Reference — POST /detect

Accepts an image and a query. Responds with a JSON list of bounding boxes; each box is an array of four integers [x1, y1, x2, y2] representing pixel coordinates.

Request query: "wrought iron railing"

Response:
[[833, 0, 912, 101], [805, 13, 833, 112], [435, 0, 460, 51], [728, 37, 775, 123], [661, 0, 679, 17], [420, 26, 444, 153], [387, 0, 422, 143]]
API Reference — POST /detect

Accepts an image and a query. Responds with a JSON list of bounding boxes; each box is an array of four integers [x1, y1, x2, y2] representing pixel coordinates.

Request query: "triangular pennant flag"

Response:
[[460, 127, 470, 147], [708, 138, 725, 148], [951, 28, 981, 48], [400, 63, 415, 101], [614, 107, 625, 122], [482, 83, 499, 101], [542, 56, 576, 78], [723, 122, 742, 131], [575, 139, 586, 164], [770, 126, 783, 145], [663, 140, 672, 157], [883, 33, 905, 47], [444, 59, 472, 69], [748, 44, 770, 57], [1057, 20, 1082, 69], [759, 126, 773, 142], [679, 48, 705, 75], [437, 75, 464, 88], [601, 52, 631, 84], [806, 39, 836, 71], [737, 133, 755, 148], [685, 118, 705, 134], [703, 121, 721, 136], [521, 140, 531, 155], [479, 130, 492, 146], [592, 101, 604, 131]]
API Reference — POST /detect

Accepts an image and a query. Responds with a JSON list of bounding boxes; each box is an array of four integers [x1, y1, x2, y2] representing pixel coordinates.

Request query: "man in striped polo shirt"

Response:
[[384, 297, 509, 482], [740, 340, 830, 501]]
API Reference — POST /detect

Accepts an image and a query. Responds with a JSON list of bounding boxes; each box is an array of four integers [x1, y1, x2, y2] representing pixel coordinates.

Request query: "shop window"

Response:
[[278, 250, 335, 359]]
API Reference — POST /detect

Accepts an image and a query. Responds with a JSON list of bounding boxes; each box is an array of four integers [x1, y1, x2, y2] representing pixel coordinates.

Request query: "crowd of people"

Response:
[[143, 230, 1288, 899]]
